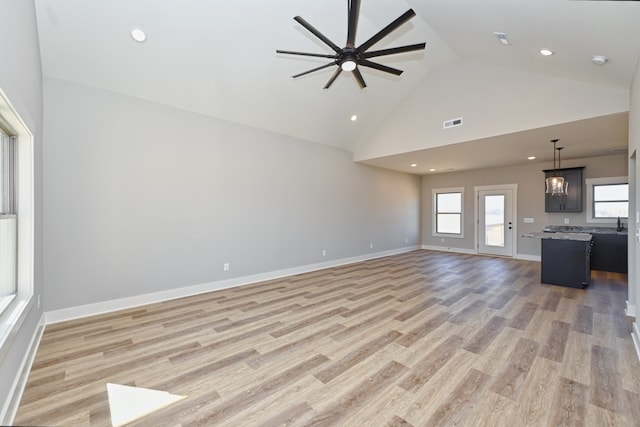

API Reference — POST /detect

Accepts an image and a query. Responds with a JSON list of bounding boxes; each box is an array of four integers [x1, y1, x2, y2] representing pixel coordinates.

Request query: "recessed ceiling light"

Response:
[[527, 156, 536, 160], [410, 163, 417, 168], [131, 27, 147, 43], [350, 115, 358, 121], [429, 168, 436, 172], [592, 55, 608, 65], [539, 49, 554, 56]]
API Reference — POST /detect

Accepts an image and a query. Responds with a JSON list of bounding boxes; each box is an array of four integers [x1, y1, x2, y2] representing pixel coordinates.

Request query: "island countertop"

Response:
[[543, 225, 627, 235], [524, 231, 593, 242]]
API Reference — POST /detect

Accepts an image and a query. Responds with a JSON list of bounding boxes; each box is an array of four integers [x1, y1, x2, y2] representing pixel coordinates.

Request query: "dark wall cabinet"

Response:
[[543, 167, 584, 212], [590, 233, 628, 273]]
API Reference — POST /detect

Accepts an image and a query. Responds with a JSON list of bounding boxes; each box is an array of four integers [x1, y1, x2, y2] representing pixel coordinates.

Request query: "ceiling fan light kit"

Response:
[[276, 0, 426, 89], [341, 53, 358, 71]]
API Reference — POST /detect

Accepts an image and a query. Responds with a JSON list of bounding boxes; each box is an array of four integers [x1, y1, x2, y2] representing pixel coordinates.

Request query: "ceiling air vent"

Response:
[[443, 117, 463, 129]]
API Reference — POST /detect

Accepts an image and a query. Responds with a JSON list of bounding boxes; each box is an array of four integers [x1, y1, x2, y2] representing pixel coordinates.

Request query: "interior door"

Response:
[[478, 189, 514, 257]]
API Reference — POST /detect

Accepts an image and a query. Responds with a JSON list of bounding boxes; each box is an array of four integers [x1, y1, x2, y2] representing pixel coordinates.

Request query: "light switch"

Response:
[[523, 218, 534, 224]]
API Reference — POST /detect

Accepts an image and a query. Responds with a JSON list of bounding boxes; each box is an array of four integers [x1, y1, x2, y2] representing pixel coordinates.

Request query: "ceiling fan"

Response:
[[276, 0, 426, 89]]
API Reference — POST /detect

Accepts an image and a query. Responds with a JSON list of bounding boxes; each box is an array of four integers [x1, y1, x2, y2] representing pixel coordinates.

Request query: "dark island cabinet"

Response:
[[591, 233, 628, 273], [543, 167, 584, 212], [541, 238, 591, 288]]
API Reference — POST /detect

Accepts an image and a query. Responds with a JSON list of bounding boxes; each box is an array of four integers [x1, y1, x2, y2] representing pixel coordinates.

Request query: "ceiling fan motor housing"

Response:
[[339, 49, 360, 70]]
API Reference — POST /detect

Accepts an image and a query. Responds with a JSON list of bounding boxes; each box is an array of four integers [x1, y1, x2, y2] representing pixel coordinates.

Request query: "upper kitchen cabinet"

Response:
[[543, 167, 584, 212]]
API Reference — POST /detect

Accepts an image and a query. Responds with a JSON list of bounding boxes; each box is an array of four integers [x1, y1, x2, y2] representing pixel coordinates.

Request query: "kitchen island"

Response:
[[527, 231, 592, 289], [543, 225, 627, 273]]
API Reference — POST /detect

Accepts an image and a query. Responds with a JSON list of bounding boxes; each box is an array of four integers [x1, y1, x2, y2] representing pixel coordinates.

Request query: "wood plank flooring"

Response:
[[15, 250, 640, 426]]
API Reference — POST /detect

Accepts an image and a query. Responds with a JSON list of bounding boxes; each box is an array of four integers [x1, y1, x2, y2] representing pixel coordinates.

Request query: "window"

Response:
[[586, 177, 628, 223], [433, 187, 464, 238], [0, 128, 17, 314], [0, 87, 35, 355]]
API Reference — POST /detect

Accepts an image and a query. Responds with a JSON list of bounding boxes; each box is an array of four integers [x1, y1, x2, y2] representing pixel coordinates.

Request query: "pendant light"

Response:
[[545, 139, 566, 195]]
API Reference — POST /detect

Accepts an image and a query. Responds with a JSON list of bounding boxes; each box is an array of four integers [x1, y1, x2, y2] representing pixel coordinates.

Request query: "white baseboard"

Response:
[[421, 245, 477, 255], [514, 253, 541, 262], [627, 301, 637, 318], [45, 246, 420, 324], [0, 312, 46, 426], [632, 322, 640, 363]]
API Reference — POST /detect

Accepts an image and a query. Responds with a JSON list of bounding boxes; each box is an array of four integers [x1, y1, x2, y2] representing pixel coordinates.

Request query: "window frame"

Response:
[[432, 187, 465, 239], [0, 87, 35, 362], [585, 176, 628, 224]]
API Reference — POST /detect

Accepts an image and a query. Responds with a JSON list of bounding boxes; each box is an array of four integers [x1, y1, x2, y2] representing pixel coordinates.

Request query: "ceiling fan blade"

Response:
[[353, 67, 367, 89], [359, 59, 403, 76], [363, 43, 426, 59], [292, 62, 336, 78], [276, 50, 337, 59], [323, 67, 343, 89], [347, 0, 361, 47], [357, 9, 416, 53], [294, 16, 342, 53]]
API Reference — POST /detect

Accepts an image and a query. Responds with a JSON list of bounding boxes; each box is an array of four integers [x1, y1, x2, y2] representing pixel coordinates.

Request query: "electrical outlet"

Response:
[[223, 263, 230, 272], [405, 238, 408, 244], [564, 218, 570, 224], [369, 243, 374, 249], [441, 238, 445, 243], [37, 294, 41, 309], [322, 249, 326, 257]]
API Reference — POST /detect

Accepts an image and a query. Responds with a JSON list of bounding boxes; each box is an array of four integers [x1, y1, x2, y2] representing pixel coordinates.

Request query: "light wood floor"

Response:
[[15, 250, 640, 426]]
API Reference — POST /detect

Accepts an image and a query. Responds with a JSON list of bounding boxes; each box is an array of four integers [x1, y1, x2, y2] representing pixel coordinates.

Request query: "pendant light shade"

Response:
[[545, 139, 567, 195], [546, 176, 566, 195]]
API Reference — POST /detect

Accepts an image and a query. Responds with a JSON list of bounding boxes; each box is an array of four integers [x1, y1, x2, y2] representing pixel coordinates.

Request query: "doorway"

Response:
[[475, 185, 517, 257]]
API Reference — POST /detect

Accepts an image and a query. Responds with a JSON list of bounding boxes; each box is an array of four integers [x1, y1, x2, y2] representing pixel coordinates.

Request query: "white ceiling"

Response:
[[34, 0, 640, 174]]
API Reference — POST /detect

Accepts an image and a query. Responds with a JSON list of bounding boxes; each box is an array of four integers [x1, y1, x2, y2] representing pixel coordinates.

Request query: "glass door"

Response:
[[478, 189, 513, 257]]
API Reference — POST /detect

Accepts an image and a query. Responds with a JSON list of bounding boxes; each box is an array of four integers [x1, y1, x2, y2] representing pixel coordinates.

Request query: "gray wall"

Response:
[[0, 0, 43, 418], [421, 154, 628, 257], [42, 78, 421, 311]]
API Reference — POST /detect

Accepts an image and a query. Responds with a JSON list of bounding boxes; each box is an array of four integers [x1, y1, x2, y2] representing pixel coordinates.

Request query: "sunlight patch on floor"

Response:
[[106, 383, 185, 426]]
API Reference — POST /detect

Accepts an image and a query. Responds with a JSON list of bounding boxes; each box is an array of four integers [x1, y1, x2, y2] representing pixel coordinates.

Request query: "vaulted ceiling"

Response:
[[34, 0, 640, 174]]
